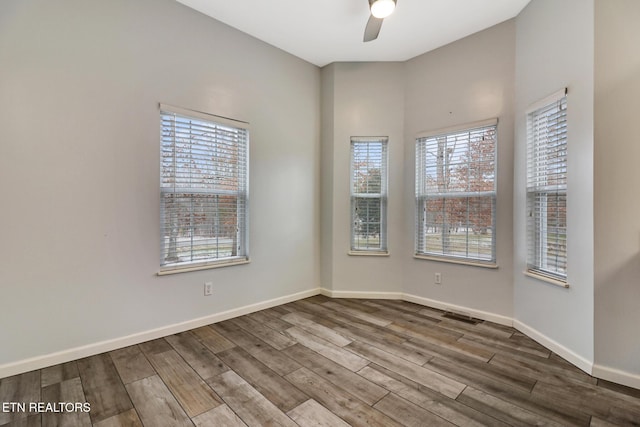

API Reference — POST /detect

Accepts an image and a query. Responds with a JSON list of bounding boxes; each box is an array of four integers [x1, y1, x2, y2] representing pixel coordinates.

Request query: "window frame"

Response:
[[158, 104, 249, 275], [525, 89, 568, 285], [414, 119, 498, 266], [349, 137, 389, 255]]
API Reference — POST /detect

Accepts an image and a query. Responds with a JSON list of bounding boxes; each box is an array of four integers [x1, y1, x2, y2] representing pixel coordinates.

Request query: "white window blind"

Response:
[[350, 137, 388, 252], [526, 90, 567, 281], [415, 120, 497, 263], [160, 105, 249, 271]]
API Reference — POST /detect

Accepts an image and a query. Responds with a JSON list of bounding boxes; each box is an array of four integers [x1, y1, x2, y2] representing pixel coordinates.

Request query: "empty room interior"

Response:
[[1, 0, 639, 425]]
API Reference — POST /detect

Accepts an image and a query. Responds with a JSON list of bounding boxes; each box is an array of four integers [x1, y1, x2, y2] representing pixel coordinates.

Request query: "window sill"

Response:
[[524, 270, 569, 288], [158, 258, 250, 276], [414, 254, 498, 269], [348, 250, 390, 257]]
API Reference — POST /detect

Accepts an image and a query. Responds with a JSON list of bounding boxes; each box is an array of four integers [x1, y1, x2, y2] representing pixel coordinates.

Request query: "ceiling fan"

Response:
[[364, 0, 397, 42]]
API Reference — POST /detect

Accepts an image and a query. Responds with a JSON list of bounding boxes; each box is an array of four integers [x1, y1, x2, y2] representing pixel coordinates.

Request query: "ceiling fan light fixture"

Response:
[[370, 0, 396, 19]]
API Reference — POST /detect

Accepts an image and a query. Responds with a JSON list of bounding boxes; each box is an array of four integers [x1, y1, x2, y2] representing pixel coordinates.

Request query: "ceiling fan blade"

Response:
[[363, 14, 383, 42]]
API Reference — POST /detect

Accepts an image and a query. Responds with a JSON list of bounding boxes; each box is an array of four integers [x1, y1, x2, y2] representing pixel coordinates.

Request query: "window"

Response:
[[415, 119, 497, 264], [526, 90, 567, 281], [350, 137, 388, 253], [160, 104, 249, 273]]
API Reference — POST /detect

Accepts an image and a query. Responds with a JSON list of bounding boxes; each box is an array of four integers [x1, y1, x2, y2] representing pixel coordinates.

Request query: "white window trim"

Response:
[[525, 89, 568, 283], [524, 269, 570, 289], [414, 119, 498, 265], [158, 258, 250, 276], [416, 118, 498, 140], [158, 104, 250, 275], [414, 254, 498, 269], [348, 251, 390, 257], [349, 137, 389, 255]]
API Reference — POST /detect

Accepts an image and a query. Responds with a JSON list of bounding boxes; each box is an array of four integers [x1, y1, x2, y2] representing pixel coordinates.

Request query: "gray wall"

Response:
[[321, 20, 516, 306], [594, 0, 640, 382], [3, 0, 639, 387], [320, 64, 336, 291], [0, 0, 321, 367], [514, 0, 595, 366], [321, 62, 405, 293], [402, 20, 516, 318]]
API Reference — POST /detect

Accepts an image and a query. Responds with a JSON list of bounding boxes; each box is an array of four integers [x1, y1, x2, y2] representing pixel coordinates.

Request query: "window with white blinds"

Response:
[[350, 137, 388, 253], [415, 120, 497, 263], [526, 90, 567, 281], [160, 104, 249, 272]]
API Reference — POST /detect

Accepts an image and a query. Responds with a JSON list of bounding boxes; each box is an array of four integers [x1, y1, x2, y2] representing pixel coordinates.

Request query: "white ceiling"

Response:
[[175, 0, 531, 67]]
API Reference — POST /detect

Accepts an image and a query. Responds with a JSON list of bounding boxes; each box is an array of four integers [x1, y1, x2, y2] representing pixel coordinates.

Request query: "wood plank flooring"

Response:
[[1, 296, 639, 426]]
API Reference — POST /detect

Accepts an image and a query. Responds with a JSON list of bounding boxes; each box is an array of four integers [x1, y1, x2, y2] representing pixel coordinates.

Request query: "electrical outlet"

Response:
[[434, 273, 442, 285], [204, 282, 213, 296]]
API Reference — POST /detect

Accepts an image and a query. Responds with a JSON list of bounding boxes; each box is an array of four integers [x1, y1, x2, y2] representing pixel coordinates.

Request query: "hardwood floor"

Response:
[[1, 296, 639, 426]]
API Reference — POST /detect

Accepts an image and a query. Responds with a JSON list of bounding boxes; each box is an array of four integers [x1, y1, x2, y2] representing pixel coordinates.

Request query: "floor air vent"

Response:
[[442, 310, 482, 325]]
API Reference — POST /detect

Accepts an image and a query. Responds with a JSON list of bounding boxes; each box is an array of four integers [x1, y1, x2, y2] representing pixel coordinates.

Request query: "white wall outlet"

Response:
[[434, 273, 442, 284], [204, 282, 213, 296]]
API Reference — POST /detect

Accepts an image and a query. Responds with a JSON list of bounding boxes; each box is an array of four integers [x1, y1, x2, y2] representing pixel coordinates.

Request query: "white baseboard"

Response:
[[513, 319, 593, 374], [4, 286, 639, 392], [592, 363, 640, 390], [322, 289, 640, 388], [402, 293, 514, 327], [320, 289, 403, 300], [0, 287, 321, 379], [319, 289, 512, 326]]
